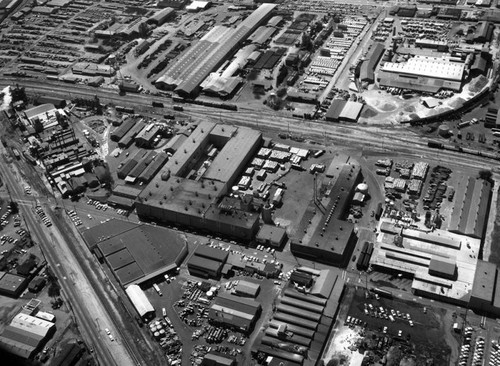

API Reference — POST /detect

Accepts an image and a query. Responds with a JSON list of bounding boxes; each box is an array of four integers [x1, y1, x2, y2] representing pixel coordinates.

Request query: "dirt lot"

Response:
[[324, 287, 451, 366]]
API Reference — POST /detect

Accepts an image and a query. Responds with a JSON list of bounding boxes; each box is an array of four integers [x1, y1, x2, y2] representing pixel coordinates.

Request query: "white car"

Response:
[[105, 328, 111, 335]]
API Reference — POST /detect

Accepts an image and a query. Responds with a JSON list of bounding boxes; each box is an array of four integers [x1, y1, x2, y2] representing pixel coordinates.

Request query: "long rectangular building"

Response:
[[155, 3, 276, 97], [208, 293, 261, 333], [379, 55, 465, 93], [448, 177, 491, 239]]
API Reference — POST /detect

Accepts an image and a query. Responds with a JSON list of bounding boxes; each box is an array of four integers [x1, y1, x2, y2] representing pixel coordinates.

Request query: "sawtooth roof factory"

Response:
[[135, 121, 262, 241], [155, 3, 276, 98]]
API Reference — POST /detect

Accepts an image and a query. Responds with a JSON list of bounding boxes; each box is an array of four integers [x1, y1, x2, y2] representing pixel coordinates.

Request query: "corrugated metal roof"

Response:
[[125, 284, 155, 317], [339, 101, 363, 122], [234, 280, 260, 296], [310, 269, 337, 299]]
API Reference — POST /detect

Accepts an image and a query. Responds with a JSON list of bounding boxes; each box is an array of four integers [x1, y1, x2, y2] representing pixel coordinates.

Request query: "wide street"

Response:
[[0, 143, 144, 366]]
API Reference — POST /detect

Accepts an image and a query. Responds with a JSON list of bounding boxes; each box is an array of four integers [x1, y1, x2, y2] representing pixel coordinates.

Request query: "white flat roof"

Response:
[[381, 55, 465, 81]]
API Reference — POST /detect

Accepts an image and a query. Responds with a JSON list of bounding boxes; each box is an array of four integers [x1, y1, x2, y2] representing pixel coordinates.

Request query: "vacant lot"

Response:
[[346, 288, 451, 365]]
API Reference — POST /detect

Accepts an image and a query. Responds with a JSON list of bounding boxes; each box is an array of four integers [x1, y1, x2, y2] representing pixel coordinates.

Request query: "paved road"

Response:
[[0, 150, 138, 366]]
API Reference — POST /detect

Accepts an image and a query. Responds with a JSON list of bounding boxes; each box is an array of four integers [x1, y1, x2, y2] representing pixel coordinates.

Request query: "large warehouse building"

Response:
[[469, 260, 500, 317], [135, 121, 262, 241], [82, 219, 188, 286], [208, 293, 261, 333], [371, 219, 482, 307], [448, 176, 491, 239], [378, 55, 465, 93], [253, 268, 345, 366], [291, 160, 361, 267], [0, 313, 55, 359], [155, 3, 276, 97]]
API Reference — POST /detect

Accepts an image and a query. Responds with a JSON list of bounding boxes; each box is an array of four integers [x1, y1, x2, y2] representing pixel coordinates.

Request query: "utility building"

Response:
[[125, 284, 155, 320], [208, 293, 261, 333], [0, 313, 55, 359]]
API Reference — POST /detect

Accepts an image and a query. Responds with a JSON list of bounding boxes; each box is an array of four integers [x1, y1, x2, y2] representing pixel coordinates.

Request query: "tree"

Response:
[[138, 22, 149, 38], [478, 169, 492, 181], [9, 201, 18, 214]]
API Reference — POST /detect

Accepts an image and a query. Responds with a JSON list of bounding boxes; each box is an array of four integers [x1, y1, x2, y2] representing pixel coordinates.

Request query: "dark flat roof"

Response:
[[188, 255, 222, 272], [325, 99, 347, 121], [194, 245, 229, 263], [84, 220, 188, 286], [472, 260, 496, 302], [256, 224, 287, 243]]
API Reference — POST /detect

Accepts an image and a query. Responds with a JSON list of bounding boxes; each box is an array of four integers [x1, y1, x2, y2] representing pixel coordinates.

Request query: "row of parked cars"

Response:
[[66, 210, 82, 226], [35, 205, 52, 227], [0, 207, 12, 228], [86, 199, 109, 211], [363, 303, 414, 326]]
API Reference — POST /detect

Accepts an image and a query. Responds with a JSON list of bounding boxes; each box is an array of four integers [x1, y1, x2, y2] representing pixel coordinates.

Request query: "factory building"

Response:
[[0, 272, 29, 298], [83, 219, 188, 286], [378, 55, 465, 93], [155, 3, 276, 97], [208, 293, 261, 333], [147, 7, 175, 26], [448, 176, 491, 239], [0, 313, 55, 359], [339, 101, 364, 123], [359, 42, 385, 83], [234, 280, 260, 298], [291, 161, 361, 267], [325, 99, 347, 122], [138, 152, 169, 183], [255, 224, 287, 248], [125, 284, 155, 320], [187, 245, 229, 278], [473, 21, 494, 43], [118, 121, 146, 148], [253, 268, 344, 365], [135, 125, 162, 148], [135, 122, 262, 241], [371, 220, 481, 307], [110, 119, 135, 142], [470, 260, 500, 317]]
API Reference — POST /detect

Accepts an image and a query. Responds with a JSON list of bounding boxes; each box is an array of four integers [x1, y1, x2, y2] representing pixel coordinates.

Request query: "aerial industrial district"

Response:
[[0, 0, 500, 366]]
